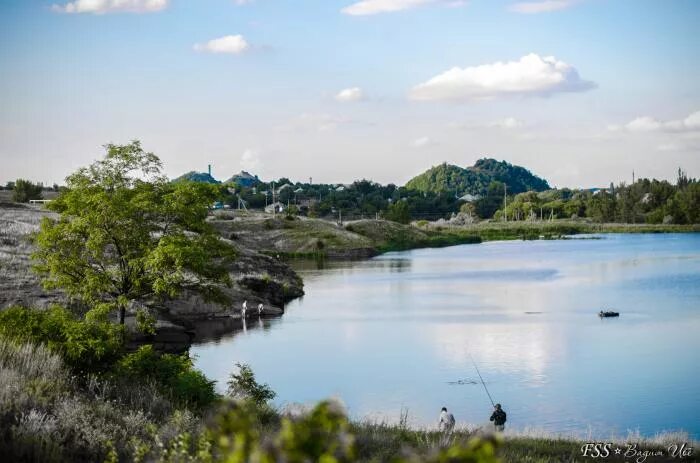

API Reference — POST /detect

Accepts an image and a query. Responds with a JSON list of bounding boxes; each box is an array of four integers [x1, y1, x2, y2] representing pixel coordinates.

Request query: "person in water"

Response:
[[438, 407, 455, 433], [490, 404, 507, 432]]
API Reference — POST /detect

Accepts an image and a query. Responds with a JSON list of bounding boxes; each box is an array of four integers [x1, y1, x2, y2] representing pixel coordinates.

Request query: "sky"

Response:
[[1, 0, 699, 188]]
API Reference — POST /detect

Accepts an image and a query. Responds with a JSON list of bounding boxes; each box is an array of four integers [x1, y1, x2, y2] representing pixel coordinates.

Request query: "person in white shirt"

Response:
[[438, 407, 455, 433]]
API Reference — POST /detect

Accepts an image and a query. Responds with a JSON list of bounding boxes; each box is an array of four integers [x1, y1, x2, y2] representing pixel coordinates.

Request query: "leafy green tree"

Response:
[[11, 178, 43, 203], [387, 200, 411, 224], [475, 181, 506, 219], [32, 141, 235, 325], [227, 362, 276, 405]]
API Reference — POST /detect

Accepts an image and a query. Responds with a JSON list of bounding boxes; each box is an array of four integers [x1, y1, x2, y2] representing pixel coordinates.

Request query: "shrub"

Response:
[[115, 345, 217, 410], [226, 363, 276, 406], [0, 306, 124, 374], [12, 179, 43, 203]]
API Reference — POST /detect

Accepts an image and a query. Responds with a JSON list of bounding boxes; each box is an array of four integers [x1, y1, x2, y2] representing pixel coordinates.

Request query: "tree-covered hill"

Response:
[[405, 158, 550, 196], [174, 171, 220, 184]]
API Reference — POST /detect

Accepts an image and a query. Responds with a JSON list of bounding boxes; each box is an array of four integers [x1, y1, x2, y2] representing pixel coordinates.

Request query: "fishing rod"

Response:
[[469, 354, 495, 408]]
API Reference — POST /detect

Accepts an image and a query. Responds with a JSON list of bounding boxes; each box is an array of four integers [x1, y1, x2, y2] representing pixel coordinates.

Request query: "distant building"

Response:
[[298, 198, 318, 208], [458, 193, 481, 202], [277, 184, 293, 192]]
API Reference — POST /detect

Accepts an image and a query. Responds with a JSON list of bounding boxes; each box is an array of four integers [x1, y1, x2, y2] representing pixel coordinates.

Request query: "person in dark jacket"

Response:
[[489, 403, 506, 432]]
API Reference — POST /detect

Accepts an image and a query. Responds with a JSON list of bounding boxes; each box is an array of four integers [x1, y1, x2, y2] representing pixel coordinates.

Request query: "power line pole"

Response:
[[503, 184, 508, 222], [272, 182, 276, 218]]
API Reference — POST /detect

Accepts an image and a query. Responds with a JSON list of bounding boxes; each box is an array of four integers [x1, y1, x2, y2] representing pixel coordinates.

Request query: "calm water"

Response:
[[192, 234, 700, 438]]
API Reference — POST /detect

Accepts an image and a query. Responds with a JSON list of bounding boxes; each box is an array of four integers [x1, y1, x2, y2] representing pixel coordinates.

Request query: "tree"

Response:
[[227, 362, 276, 405], [12, 179, 43, 203], [387, 200, 410, 224], [32, 141, 236, 325]]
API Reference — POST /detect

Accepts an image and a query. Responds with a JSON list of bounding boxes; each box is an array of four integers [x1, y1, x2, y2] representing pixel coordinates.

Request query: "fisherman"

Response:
[[489, 403, 507, 432], [438, 407, 455, 433]]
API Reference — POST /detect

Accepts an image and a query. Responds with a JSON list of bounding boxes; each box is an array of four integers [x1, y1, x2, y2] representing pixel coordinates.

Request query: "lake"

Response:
[[192, 233, 700, 438]]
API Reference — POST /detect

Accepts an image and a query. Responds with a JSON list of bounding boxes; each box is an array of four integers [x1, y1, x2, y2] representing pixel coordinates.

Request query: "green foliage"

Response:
[[135, 308, 156, 336], [387, 200, 411, 224], [210, 400, 356, 463], [115, 345, 217, 410], [475, 182, 506, 219], [226, 363, 276, 406], [405, 159, 550, 197], [32, 141, 236, 324], [11, 179, 43, 203], [0, 306, 124, 373]]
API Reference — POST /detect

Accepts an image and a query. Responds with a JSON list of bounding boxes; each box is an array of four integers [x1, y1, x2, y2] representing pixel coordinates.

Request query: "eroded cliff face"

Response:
[[0, 204, 304, 351]]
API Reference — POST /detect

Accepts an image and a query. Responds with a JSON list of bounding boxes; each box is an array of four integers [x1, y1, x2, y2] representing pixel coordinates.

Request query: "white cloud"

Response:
[[341, 0, 460, 16], [335, 87, 365, 102], [193, 35, 250, 55], [52, 0, 169, 14], [409, 53, 595, 102], [611, 111, 700, 133], [509, 0, 578, 14], [240, 149, 262, 171], [491, 117, 524, 129], [412, 136, 432, 147], [450, 117, 526, 130]]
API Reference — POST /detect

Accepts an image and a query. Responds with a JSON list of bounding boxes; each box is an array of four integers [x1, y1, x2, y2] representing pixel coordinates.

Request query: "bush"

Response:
[[0, 306, 124, 374], [11, 179, 43, 203], [115, 345, 217, 410], [226, 363, 276, 406]]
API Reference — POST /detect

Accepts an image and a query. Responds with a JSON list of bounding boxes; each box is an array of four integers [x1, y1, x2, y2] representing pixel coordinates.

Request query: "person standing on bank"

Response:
[[490, 403, 506, 432], [438, 407, 455, 433]]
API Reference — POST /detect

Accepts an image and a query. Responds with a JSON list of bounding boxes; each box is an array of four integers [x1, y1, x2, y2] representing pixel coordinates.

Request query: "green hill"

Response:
[[405, 158, 550, 196], [173, 171, 221, 184]]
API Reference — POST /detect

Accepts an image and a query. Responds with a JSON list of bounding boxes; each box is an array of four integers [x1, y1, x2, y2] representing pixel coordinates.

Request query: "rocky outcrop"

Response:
[[0, 204, 304, 350]]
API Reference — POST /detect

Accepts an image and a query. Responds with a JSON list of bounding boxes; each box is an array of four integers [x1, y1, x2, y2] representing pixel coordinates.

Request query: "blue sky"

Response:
[[1, 0, 699, 187]]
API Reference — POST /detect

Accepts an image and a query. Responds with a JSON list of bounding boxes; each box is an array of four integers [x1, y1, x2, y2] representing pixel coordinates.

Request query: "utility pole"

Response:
[[272, 182, 276, 218], [503, 184, 508, 222]]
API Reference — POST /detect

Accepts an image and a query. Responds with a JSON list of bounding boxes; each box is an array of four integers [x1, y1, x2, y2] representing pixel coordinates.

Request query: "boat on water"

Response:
[[599, 310, 620, 318]]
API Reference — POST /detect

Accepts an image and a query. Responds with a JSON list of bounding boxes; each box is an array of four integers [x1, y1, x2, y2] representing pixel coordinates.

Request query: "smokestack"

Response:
[[208, 164, 211, 176]]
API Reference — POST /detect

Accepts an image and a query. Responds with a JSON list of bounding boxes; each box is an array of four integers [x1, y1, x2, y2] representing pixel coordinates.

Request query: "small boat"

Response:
[[598, 310, 620, 318]]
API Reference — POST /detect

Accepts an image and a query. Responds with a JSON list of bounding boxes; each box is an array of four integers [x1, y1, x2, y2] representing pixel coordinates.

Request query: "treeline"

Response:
[[1, 179, 59, 203], [493, 170, 699, 225], [5, 169, 699, 225], [222, 179, 461, 222]]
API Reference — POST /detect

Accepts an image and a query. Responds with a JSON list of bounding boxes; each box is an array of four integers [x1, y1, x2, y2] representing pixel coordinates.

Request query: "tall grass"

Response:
[[0, 338, 203, 461]]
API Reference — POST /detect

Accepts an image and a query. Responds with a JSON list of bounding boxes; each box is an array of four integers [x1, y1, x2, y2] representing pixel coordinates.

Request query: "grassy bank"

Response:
[[213, 212, 699, 262], [420, 220, 700, 242]]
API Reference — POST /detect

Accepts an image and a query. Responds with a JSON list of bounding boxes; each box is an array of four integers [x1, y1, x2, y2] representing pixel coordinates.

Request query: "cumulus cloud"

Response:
[[240, 149, 262, 171], [409, 53, 595, 102], [341, 0, 461, 16], [509, 0, 578, 14], [335, 87, 365, 102], [52, 0, 168, 14], [610, 111, 700, 133], [412, 136, 432, 147], [193, 35, 250, 55]]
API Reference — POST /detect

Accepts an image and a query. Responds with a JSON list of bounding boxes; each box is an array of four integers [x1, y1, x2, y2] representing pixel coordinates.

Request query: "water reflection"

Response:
[[192, 234, 700, 438]]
